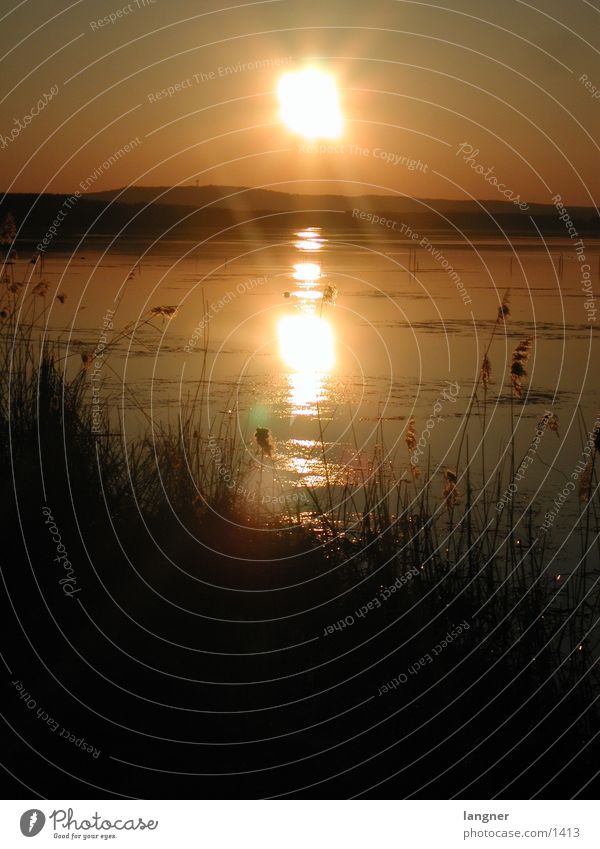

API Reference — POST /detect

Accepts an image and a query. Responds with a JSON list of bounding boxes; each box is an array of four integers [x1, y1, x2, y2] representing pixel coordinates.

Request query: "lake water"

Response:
[[20, 224, 600, 555]]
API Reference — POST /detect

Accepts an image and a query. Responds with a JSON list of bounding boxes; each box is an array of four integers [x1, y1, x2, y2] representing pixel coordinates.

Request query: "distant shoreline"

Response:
[[2, 188, 599, 244]]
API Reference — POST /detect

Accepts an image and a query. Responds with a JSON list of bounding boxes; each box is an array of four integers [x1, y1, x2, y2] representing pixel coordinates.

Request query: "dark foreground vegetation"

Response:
[[1, 245, 599, 800]]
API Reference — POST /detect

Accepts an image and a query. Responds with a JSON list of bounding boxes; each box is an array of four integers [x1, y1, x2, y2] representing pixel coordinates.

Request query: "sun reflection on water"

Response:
[[278, 313, 334, 372], [277, 227, 338, 487], [288, 371, 327, 417], [292, 262, 321, 282], [295, 228, 326, 252], [279, 439, 342, 489]]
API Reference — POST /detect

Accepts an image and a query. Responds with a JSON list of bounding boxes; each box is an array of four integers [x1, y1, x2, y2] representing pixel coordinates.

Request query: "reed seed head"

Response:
[[0, 212, 16, 245], [405, 418, 417, 452], [510, 336, 532, 399], [481, 354, 491, 390], [255, 427, 274, 457], [442, 468, 459, 508], [545, 413, 560, 438], [578, 460, 592, 502], [497, 289, 511, 321], [32, 281, 49, 297], [323, 284, 338, 305], [150, 305, 178, 319]]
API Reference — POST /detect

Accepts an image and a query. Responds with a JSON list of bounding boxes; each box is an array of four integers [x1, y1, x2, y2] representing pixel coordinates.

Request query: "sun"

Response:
[[277, 314, 335, 372], [277, 68, 343, 139]]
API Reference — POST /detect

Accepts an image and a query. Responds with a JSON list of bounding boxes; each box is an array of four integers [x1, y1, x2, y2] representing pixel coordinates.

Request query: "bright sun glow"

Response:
[[295, 230, 324, 252], [290, 289, 323, 300], [295, 239, 321, 252], [292, 262, 321, 282], [278, 314, 334, 372], [289, 372, 324, 417], [278, 69, 343, 139]]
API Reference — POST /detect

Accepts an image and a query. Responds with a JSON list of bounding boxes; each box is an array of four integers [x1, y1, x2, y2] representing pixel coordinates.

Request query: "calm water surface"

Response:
[[27, 224, 600, 555]]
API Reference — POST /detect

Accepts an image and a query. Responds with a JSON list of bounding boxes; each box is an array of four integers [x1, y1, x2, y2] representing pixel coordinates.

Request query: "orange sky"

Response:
[[1, 0, 599, 207]]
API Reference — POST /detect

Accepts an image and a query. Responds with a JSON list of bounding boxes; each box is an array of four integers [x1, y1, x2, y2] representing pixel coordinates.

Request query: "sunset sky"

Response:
[[2, 0, 599, 205]]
